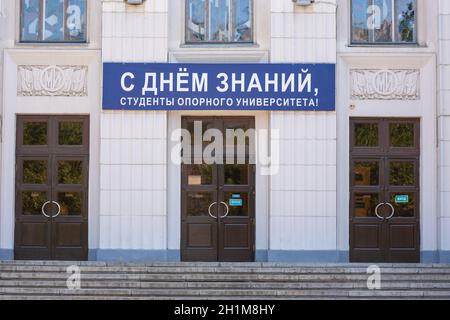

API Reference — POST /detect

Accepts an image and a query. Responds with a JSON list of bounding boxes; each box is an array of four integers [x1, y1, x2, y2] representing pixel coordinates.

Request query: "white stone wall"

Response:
[[269, 0, 338, 252], [0, 0, 4, 247], [100, 0, 169, 251], [439, 0, 450, 252], [0, 0, 4, 117]]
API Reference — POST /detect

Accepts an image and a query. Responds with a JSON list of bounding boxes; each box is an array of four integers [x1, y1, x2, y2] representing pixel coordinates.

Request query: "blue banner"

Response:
[[102, 63, 335, 111]]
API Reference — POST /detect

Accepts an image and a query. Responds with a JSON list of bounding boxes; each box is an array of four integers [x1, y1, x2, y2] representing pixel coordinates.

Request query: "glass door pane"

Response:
[[389, 122, 416, 148], [389, 160, 416, 186], [23, 121, 48, 146], [353, 160, 380, 186], [224, 164, 249, 185], [59, 122, 84, 146], [184, 164, 214, 186], [53, 157, 86, 218], [57, 192, 83, 216], [354, 122, 379, 147], [388, 192, 416, 217], [223, 192, 249, 217], [353, 193, 380, 217]]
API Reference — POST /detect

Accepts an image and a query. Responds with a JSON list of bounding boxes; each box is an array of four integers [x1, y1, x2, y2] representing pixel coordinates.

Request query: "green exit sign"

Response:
[[395, 195, 409, 204]]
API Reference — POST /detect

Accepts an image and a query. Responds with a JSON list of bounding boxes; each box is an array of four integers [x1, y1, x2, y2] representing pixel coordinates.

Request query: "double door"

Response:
[[181, 117, 255, 262], [350, 118, 420, 262], [15, 116, 89, 260]]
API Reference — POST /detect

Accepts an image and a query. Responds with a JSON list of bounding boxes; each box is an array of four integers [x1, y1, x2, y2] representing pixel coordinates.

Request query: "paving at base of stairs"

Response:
[[1, 261, 450, 300]]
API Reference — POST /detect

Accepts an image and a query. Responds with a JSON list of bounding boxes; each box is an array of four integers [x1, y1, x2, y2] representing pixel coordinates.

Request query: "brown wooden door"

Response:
[[181, 117, 255, 262], [15, 116, 89, 260], [350, 118, 420, 263]]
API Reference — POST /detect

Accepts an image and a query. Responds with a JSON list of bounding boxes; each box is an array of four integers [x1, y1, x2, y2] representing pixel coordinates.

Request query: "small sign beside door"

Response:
[[229, 199, 243, 207], [188, 175, 202, 185], [395, 195, 409, 204], [229, 195, 243, 207]]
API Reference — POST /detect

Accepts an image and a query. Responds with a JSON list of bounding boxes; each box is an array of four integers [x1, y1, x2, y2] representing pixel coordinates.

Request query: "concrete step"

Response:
[[1, 287, 450, 299], [2, 279, 450, 290], [3, 260, 450, 270], [2, 261, 450, 299], [2, 272, 450, 282], [2, 265, 450, 275]]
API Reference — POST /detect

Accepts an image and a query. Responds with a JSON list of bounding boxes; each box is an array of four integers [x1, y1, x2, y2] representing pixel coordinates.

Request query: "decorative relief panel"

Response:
[[350, 69, 420, 100], [17, 65, 88, 96]]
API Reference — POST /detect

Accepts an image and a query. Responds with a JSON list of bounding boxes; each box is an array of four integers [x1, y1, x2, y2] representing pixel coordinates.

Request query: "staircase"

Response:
[[1, 261, 450, 300]]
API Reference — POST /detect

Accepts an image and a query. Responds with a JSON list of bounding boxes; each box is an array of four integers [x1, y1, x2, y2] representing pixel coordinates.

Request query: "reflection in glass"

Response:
[[187, 0, 206, 41], [23, 160, 47, 184], [23, 122, 47, 145], [58, 192, 82, 216], [184, 120, 217, 160], [186, 0, 252, 43], [185, 165, 213, 185], [225, 165, 248, 185], [187, 192, 213, 216], [43, 0, 64, 41], [390, 193, 415, 217], [21, 0, 40, 41], [351, 0, 416, 44], [396, 0, 415, 42], [67, 0, 87, 41], [390, 123, 414, 147], [22, 191, 47, 215], [224, 192, 248, 217], [373, 0, 392, 42], [59, 122, 83, 145], [209, 0, 230, 42], [352, 0, 370, 42], [354, 193, 379, 217], [21, 0, 87, 42], [58, 161, 83, 184], [389, 161, 415, 186], [224, 123, 255, 159], [354, 123, 379, 147], [234, 0, 252, 41], [354, 161, 379, 186]]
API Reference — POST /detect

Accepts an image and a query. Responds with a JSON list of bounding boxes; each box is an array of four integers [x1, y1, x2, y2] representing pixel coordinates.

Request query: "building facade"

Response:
[[0, 0, 448, 263]]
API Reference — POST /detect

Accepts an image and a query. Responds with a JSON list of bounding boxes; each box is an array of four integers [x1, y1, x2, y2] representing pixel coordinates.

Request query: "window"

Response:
[[21, 0, 86, 42], [351, 0, 416, 44], [186, 0, 253, 43]]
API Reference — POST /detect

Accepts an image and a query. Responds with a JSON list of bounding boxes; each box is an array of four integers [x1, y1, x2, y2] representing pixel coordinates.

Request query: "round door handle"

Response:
[[219, 201, 230, 219], [52, 201, 62, 218], [374, 203, 385, 220], [41, 201, 51, 218], [385, 202, 395, 220], [208, 202, 217, 219]]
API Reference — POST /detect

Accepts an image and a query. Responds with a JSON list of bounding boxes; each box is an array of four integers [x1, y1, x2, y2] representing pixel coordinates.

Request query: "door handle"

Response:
[[208, 202, 217, 219], [385, 202, 395, 220], [219, 201, 230, 219], [51, 201, 61, 218], [374, 203, 385, 220], [41, 201, 51, 218]]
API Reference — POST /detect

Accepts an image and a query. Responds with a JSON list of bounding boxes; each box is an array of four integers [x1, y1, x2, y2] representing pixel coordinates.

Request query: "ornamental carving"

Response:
[[17, 65, 88, 96], [350, 69, 420, 100]]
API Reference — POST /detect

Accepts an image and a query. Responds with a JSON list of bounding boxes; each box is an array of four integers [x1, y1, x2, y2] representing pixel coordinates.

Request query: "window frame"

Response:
[[185, 0, 254, 45], [350, 0, 418, 46], [19, 0, 88, 44]]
